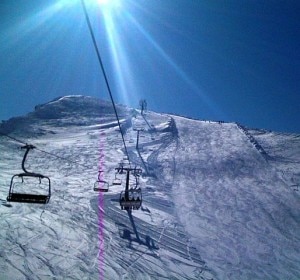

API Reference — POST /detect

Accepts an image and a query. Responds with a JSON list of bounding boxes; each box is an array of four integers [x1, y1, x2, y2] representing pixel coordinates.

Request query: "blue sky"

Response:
[[0, 0, 299, 133]]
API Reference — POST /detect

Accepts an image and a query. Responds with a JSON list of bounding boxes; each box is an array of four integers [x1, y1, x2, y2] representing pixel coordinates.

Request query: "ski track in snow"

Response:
[[171, 116, 300, 280], [0, 96, 299, 279]]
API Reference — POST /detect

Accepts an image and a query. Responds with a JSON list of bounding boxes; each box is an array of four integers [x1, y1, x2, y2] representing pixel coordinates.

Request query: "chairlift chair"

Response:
[[7, 144, 51, 204], [119, 167, 143, 210], [94, 171, 109, 192], [112, 176, 122, 186], [112, 167, 123, 185], [94, 181, 109, 192], [119, 188, 142, 210]]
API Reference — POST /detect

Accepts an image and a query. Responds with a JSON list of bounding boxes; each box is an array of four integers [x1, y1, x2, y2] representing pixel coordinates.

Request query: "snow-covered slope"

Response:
[[0, 95, 299, 280]]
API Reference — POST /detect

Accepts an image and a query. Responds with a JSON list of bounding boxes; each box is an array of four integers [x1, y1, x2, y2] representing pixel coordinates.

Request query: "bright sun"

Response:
[[97, 0, 121, 9]]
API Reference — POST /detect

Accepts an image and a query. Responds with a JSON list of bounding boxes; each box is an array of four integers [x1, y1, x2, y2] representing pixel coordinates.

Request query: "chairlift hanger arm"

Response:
[[21, 144, 36, 174], [1, 126, 94, 173], [97, 170, 104, 181]]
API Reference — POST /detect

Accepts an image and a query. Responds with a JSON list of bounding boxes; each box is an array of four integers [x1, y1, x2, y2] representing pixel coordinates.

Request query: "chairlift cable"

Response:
[[35, 147, 91, 169], [1, 2, 132, 170], [80, 0, 131, 165], [0, 131, 27, 145], [0, 130, 93, 171]]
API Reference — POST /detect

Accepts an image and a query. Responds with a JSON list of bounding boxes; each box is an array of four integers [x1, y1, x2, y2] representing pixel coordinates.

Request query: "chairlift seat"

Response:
[[7, 193, 50, 204], [112, 178, 122, 185], [119, 189, 142, 210], [94, 180, 109, 192], [120, 199, 142, 210]]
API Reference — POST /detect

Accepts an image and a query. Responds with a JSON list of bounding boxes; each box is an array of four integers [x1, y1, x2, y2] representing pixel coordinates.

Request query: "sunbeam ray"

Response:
[[90, 1, 141, 107], [124, 11, 225, 118]]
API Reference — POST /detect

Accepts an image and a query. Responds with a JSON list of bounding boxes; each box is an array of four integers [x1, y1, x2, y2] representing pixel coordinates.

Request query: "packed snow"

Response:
[[0, 95, 299, 279]]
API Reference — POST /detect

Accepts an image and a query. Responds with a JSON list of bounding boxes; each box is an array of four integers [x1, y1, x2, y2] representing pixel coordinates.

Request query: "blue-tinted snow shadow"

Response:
[[116, 212, 159, 251]]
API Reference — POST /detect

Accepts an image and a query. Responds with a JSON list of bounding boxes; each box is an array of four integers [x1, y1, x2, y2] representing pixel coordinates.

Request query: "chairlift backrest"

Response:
[[94, 180, 109, 192], [112, 178, 122, 185], [119, 188, 142, 210], [7, 173, 51, 204]]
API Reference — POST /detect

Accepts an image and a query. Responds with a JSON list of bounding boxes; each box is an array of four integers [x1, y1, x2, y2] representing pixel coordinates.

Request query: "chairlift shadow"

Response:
[[1, 198, 12, 207], [136, 148, 149, 176], [127, 209, 140, 242], [118, 211, 159, 251]]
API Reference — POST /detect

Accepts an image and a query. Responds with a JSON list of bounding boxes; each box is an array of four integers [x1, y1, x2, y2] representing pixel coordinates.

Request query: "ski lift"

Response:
[[112, 166, 123, 185], [112, 174, 122, 186], [114, 162, 126, 176], [94, 171, 109, 192], [7, 144, 51, 204], [119, 167, 142, 210], [113, 161, 132, 185]]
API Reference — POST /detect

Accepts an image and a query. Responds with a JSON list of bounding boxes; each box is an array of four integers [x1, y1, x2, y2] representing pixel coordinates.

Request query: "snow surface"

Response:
[[0, 95, 299, 279]]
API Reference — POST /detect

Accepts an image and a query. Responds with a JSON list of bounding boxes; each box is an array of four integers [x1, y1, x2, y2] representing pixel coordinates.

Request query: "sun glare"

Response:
[[97, 0, 121, 9], [97, 0, 109, 5]]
